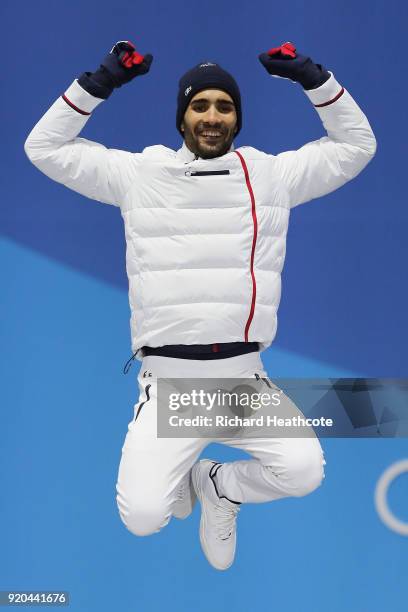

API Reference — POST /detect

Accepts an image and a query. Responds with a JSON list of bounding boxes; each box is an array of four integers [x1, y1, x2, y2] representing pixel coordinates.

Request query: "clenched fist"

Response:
[[258, 42, 330, 90], [78, 40, 153, 99]]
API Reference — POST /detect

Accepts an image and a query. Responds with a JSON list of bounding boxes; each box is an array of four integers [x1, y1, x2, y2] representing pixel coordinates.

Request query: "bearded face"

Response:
[[181, 89, 238, 159]]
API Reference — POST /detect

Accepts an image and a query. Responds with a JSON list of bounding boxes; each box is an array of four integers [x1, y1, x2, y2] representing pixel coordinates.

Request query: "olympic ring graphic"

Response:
[[374, 459, 408, 536]]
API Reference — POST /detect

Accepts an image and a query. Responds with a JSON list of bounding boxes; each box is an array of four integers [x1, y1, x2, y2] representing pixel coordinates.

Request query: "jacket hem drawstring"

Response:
[[123, 351, 138, 374]]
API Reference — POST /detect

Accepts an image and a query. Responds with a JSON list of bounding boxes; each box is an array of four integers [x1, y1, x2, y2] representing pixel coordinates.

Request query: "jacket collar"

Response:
[[176, 140, 235, 163]]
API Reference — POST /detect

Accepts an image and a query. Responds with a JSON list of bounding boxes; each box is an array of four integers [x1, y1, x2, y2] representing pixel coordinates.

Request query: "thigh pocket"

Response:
[[254, 372, 280, 392], [133, 383, 153, 423]]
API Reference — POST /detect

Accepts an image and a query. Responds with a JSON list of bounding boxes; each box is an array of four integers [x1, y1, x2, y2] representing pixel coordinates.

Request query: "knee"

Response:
[[287, 441, 326, 497], [121, 510, 171, 537], [116, 491, 171, 537], [264, 439, 326, 498], [118, 504, 171, 537]]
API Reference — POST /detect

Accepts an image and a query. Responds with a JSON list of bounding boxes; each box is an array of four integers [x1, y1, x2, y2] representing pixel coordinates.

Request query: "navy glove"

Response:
[[78, 40, 153, 99], [258, 42, 330, 90]]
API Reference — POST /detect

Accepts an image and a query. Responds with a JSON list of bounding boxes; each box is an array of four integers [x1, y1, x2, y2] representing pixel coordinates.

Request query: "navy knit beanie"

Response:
[[176, 61, 242, 137]]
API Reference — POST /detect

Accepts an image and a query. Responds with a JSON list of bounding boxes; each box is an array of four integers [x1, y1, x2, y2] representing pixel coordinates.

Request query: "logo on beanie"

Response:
[[184, 85, 192, 97], [199, 62, 216, 68]]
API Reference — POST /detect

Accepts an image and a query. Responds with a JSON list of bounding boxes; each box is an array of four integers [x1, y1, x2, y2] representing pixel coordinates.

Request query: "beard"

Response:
[[183, 121, 236, 159]]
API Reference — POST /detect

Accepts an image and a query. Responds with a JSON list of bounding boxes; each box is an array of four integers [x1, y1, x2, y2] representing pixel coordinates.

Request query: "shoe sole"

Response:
[[192, 460, 233, 571]]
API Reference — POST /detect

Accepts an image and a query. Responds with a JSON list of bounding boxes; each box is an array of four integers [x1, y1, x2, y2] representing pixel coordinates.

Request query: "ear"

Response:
[[180, 122, 185, 132]]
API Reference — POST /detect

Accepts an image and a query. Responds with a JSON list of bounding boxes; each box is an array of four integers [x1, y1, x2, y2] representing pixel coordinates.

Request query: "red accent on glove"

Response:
[[128, 50, 145, 66], [267, 41, 297, 59], [118, 41, 145, 68], [121, 50, 145, 67]]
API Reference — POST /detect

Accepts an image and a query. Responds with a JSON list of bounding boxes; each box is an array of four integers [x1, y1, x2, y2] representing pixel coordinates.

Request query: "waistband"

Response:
[[142, 342, 259, 360], [140, 349, 265, 378]]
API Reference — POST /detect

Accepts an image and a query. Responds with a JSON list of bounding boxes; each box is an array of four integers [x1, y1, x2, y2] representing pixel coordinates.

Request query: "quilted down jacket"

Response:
[[24, 72, 376, 361]]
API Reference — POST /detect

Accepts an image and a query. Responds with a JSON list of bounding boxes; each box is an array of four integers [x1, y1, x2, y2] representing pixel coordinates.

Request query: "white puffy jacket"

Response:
[[24, 73, 376, 361]]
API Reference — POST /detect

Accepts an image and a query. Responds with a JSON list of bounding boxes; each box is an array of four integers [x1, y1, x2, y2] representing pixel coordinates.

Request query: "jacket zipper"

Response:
[[185, 170, 230, 177]]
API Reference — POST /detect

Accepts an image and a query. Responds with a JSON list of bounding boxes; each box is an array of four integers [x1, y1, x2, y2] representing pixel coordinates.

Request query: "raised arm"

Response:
[[259, 42, 377, 208], [24, 41, 153, 207]]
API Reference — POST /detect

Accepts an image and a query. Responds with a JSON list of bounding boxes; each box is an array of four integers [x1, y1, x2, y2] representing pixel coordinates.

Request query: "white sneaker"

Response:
[[192, 460, 240, 570], [172, 469, 197, 519]]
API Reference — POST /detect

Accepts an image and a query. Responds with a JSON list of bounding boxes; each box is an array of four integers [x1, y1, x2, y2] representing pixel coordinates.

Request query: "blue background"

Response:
[[1, 0, 407, 610]]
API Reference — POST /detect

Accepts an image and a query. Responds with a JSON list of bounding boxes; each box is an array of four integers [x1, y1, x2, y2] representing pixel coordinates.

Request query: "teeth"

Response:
[[201, 131, 222, 137]]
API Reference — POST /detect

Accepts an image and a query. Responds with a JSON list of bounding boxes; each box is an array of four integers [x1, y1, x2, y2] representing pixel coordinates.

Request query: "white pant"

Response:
[[116, 351, 326, 537]]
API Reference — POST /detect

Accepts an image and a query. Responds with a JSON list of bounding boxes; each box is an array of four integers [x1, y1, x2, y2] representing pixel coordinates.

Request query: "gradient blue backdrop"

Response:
[[1, 0, 407, 610]]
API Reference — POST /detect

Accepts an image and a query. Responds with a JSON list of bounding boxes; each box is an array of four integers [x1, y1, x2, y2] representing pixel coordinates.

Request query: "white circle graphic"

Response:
[[375, 459, 408, 536]]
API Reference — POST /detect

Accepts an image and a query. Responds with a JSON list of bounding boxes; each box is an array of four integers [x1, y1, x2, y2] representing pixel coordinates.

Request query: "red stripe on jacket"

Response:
[[62, 94, 91, 116], [314, 87, 345, 108], [234, 150, 258, 342]]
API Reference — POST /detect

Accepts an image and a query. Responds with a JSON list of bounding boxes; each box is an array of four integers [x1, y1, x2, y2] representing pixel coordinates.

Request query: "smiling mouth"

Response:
[[199, 130, 223, 141]]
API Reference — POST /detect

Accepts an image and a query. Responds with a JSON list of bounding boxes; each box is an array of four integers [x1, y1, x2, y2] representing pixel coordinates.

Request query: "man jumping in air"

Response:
[[24, 39, 376, 570]]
